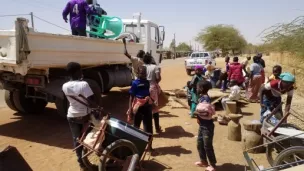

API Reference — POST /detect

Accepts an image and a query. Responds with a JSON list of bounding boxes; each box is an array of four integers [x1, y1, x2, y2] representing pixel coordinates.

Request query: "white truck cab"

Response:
[[122, 13, 165, 64], [185, 51, 216, 76]]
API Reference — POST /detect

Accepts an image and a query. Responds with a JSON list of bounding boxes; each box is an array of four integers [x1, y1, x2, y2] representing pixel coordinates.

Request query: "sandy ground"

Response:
[[0, 58, 280, 171]]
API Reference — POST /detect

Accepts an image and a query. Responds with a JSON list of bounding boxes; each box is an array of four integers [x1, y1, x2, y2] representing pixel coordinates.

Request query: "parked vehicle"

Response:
[[0, 13, 165, 117], [184, 51, 216, 75]]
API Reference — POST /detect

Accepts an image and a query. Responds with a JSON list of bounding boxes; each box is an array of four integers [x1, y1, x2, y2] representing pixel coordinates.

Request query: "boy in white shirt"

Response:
[[221, 80, 241, 110], [62, 62, 96, 170], [219, 80, 241, 124]]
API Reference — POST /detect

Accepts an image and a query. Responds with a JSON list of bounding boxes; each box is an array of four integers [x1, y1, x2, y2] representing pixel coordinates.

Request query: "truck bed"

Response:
[[0, 19, 143, 75]]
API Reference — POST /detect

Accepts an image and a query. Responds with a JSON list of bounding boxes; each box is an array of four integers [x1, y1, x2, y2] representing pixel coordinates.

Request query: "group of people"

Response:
[[219, 53, 295, 124], [123, 38, 163, 147], [218, 54, 265, 103], [62, 43, 163, 170], [183, 53, 297, 171]]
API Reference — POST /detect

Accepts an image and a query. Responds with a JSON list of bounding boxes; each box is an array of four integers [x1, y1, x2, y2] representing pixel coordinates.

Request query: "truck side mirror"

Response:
[[161, 31, 165, 41], [159, 26, 165, 42]]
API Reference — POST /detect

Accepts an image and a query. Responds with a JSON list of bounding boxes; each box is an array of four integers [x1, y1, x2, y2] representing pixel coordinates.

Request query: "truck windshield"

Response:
[[191, 53, 209, 58], [125, 24, 146, 40]]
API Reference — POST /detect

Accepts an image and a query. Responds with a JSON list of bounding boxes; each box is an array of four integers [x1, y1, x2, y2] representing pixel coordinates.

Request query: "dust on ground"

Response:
[[0, 57, 302, 171]]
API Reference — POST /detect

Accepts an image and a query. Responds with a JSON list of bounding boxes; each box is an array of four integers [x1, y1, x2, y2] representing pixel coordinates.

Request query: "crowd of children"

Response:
[[184, 53, 296, 171], [126, 51, 296, 171]]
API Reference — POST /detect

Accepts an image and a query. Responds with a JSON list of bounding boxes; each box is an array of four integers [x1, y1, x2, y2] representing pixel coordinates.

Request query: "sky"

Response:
[[1, 0, 304, 50]]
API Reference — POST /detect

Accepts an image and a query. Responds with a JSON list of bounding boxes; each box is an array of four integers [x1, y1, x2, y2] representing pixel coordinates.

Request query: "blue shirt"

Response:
[[198, 95, 211, 103], [129, 79, 150, 98], [250, 63, 262, 76]]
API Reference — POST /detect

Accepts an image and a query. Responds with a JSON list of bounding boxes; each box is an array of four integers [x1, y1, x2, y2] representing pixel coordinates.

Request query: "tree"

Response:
[[196, 24, 247, 55], [176, 42, 192, 52], [261, 16, 304, 56]]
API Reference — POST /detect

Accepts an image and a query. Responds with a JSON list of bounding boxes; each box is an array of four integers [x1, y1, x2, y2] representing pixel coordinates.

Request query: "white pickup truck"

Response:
[[184, 51, 216, 75], [0, 13, 165, 117]]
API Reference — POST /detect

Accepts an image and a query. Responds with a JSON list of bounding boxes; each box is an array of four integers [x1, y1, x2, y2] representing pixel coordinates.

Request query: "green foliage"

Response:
[[261, 16, 304, 56], [196, 24, 247, 55], [176, 42, 192, 52]]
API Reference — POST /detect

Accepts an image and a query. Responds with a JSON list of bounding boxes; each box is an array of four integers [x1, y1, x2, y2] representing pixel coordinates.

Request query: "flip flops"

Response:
[[195, 162, 216, 171], [206, 166, 216, 171], [194, 161, 208, 167]]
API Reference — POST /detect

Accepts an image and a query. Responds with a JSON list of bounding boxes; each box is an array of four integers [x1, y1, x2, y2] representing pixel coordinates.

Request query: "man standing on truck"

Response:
[[62, 0, 96, 36], [86, 0, 107, 38], [62, 62, 96, 171], [123, 38, 145, 79]]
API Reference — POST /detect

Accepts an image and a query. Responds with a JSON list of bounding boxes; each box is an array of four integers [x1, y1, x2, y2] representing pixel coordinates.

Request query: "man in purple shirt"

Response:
[[62, 0, 95, 36]]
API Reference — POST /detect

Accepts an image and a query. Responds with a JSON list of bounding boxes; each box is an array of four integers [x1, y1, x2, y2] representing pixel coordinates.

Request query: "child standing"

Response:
[[127, 65, 154, 149], [221, 80, 241, 111], [195, 80, 217, 171], [190, 65, 204, 118]]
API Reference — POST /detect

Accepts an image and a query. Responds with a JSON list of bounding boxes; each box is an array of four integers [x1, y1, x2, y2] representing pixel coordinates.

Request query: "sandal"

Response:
[[206, 166, 216, 171], [195, 161, 208, 167]]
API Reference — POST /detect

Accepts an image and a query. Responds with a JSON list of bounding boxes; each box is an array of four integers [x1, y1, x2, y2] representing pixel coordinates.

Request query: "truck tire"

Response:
[[83, 79, 102, 105], [55, 96, 69, 118], [4, 90, 17, 111], [186, 69, 191, 76], [13, 88, 47, 114], [97, 70, 111, 94], [84, 70, 110, 94]]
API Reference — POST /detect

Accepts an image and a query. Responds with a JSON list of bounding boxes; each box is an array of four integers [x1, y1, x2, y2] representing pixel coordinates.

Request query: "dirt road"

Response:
[[0, 58, 268, 171]]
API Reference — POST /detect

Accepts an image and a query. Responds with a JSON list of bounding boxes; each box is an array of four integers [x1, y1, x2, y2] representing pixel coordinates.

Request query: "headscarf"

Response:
[[195, 65, 203, 71], [279, 72, 295, 83]]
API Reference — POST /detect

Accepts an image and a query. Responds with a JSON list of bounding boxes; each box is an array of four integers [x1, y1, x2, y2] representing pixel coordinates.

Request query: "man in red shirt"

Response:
[[228, 57, 245, 86]]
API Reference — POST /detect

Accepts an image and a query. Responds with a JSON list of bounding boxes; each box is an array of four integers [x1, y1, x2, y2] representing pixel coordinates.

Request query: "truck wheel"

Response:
[[13, 88, 47, 114], [97, 70, 111, 94], [55, 96, 69, 118], [186, 69, 191, 76], [4, 90, 17, 111], [83, 79, 102, 105]]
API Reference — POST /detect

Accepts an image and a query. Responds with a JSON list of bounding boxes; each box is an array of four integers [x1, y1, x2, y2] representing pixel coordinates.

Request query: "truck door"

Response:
[[149, 25, 160, 64]]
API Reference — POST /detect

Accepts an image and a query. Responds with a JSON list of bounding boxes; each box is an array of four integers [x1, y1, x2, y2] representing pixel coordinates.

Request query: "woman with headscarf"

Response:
[[259, 72, 295, 123], [246, 56, 263, 102]]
